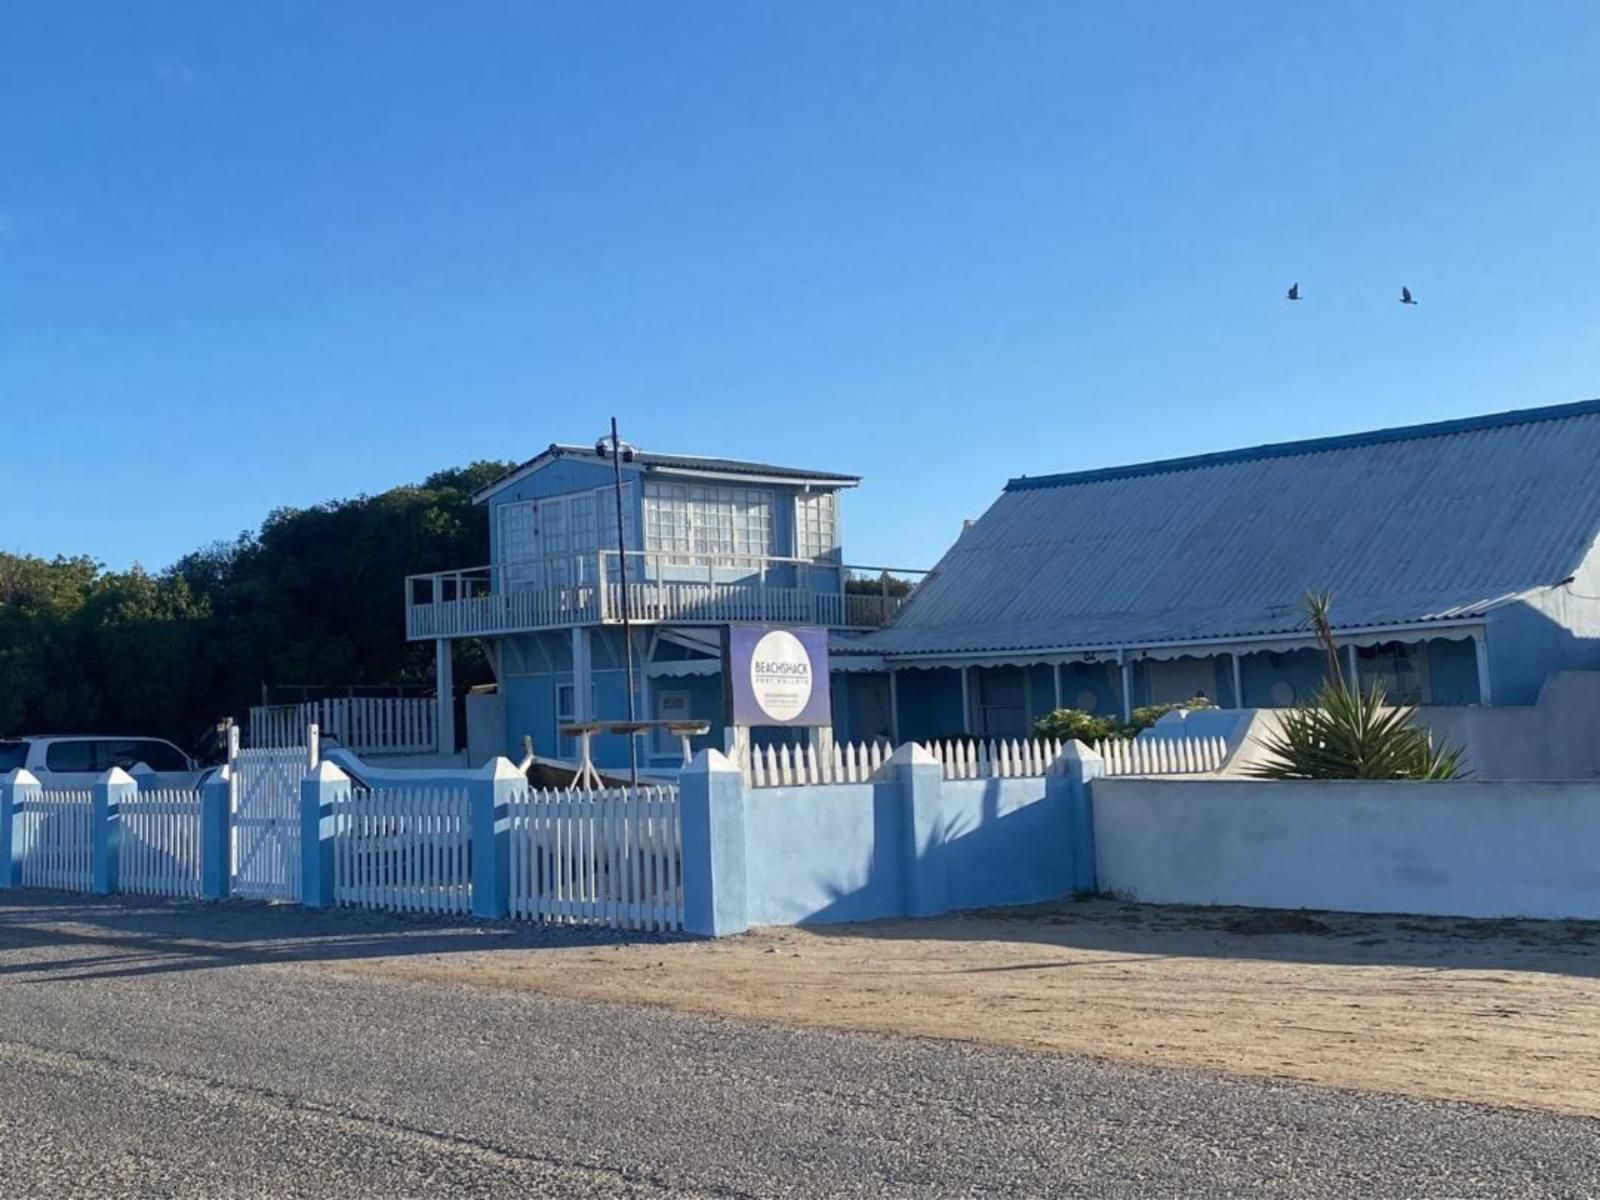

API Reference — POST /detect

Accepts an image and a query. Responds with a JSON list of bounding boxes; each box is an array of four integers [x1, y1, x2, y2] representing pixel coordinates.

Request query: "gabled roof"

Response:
[[474, 443, 860, 503], [856, 398, 1600, 659]]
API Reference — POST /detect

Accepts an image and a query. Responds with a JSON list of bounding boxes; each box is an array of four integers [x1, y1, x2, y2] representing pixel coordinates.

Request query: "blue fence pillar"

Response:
[[892, 742, 948, 918], [200, 767, 232, 901], [471, 757, 522, 920], [679, 749, 748, 937], [1050, 740, 1105, 894], [0, 769, 40, 889], [92, 767, 135, 895], [299, 761, 350, 909]]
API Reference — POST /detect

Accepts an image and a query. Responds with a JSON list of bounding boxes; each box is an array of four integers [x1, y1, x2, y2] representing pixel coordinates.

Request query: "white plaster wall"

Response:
[[1093, 778, 1600, 919]]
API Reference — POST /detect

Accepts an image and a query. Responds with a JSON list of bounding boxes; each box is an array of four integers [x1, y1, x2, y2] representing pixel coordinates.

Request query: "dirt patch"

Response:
[[1223, 911, 1334, 936], [339, 899, 1600, 1119]]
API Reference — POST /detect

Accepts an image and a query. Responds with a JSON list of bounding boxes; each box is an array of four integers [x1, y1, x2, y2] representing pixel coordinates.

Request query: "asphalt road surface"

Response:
[[0, 893, 1596, 1198]]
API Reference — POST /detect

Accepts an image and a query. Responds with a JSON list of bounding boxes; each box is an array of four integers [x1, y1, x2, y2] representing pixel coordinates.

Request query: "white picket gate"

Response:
[[332, 785, 472, 915], [506, 786, 682, 931], [230, 747, 310, 902], [119, 790, 204, 899], [748, 739, 893, 787], [15, 789, 95, 891]]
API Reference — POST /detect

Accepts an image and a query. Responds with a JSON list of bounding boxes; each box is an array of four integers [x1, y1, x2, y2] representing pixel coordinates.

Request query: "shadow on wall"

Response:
[[750, 774, 1078, 929]]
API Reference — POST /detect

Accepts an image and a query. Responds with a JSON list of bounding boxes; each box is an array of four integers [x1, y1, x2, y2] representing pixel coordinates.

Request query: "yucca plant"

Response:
[[1249, 592, 1465, 780]]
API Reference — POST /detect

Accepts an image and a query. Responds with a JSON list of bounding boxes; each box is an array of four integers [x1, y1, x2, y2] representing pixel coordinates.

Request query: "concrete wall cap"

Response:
[[888, 741, 938, 767], [97, 766, 136, 785], [0, 768, 40, 787], [307, 760, 351, 784], [477, 756, 527, 781], [686, 747, 741, 775]]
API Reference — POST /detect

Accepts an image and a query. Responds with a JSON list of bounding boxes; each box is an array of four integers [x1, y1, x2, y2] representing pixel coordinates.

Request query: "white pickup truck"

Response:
[[0, 735, 201, 790]]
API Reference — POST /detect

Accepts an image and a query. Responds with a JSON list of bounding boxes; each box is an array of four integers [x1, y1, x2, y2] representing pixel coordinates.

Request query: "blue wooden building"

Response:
[[406, 443, 914, 768], [837, 399, 1600, 742]]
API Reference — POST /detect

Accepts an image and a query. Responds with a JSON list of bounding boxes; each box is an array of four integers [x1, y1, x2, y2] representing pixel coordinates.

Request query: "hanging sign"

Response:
[[726, 625, 832, 727]]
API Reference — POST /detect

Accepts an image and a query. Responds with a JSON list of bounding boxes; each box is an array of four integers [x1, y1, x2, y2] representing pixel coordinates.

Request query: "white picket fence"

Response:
[[747, 739, 894, 788], [1094, 736, 1228, 776], [15, 789, 95, 892], [921, 738, 1066, 780], [332, 785, 473, 915], [506, 786, 682, 931], [921, 735, 1229, 780], [119, 790, 204, 899], [250, 698, 436, 756]]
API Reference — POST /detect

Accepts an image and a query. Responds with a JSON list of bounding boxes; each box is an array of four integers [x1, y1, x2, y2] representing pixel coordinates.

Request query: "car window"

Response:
[[0, 741, 27, 772], [130, 740, 188, 772], [98, 739, 183, 772], [44, 740, 96, 772]]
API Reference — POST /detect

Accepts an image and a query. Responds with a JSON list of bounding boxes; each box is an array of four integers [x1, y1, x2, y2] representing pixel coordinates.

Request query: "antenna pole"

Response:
[[610, 416, 639, 785]]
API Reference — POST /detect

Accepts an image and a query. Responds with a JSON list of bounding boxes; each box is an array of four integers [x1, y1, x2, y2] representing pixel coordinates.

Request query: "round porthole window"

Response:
[[1268, 680, 1296, 706], [1075, 689, 1099, 713]]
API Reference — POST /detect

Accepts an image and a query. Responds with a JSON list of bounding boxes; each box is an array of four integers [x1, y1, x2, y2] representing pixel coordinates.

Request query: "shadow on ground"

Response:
[[0, 891, 682, 985], [795, 896, 1600, 979]]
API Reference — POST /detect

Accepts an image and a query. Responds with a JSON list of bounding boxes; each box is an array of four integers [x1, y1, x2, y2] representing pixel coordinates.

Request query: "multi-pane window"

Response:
[[1356, 641, 1430, 705], [497, 486, 633, 588], [643, 482, 773, 561], [794, 491, 838, 559], [498, 502, 538, 572]]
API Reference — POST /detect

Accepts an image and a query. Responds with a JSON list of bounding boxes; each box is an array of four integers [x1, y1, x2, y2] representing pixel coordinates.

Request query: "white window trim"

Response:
[[793, 490, 839, 559]]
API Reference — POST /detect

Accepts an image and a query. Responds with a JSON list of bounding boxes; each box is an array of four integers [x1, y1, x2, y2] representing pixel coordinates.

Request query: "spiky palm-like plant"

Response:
[[1249, 592, 1465, 781]]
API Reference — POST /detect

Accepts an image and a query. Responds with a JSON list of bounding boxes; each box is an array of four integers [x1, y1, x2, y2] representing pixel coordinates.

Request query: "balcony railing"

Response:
[[405, 552, 925, 640]]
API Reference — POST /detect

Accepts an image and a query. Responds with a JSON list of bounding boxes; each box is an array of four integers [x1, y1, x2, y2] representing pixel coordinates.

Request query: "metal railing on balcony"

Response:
[[405, 551, 924, 640]]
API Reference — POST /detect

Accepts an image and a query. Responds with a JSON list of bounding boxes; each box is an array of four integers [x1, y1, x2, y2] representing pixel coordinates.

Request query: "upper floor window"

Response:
[[794, 491, 838, 559], [498, 484, 634, 586], [644, 482, 772, 561]]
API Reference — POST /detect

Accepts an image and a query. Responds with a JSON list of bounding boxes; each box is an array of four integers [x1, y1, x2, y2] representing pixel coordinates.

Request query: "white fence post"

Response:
[[0, 769, 37, 889]]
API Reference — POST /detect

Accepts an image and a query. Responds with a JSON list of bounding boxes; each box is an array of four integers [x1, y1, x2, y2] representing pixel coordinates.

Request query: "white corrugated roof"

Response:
[[855, 399, 1600, 658]]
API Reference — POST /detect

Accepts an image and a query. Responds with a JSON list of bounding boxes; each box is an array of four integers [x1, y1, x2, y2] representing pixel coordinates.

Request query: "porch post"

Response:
[[572, 627, 593, 721], [435, 637, 455, 754], [887, 668, 900, 745], [1344, 643, 1358, 689], [1118, 658, 1133, 723], [1052, 662, 1063, 712], [960, 666, 974, 734], [1474, 630, 1494, 706], [1230, 652, 1244, 708]]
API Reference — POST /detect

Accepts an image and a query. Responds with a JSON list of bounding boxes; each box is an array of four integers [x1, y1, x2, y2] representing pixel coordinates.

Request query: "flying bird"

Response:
[[1400, 286, 1418, 305], [1286, 282, 1300, 301]]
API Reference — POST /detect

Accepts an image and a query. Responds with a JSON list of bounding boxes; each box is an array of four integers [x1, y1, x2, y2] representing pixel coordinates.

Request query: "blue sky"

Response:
[[4, 2, 1599, 574]]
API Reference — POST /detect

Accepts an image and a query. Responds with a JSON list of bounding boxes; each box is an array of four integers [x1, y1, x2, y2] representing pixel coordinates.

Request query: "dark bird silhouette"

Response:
[[1286, 282, 1300, 301], [1400, 286, 1418, 305]]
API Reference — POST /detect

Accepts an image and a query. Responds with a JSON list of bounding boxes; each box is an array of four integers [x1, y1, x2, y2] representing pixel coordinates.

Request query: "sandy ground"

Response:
[[346, 900, 1600, 1119]]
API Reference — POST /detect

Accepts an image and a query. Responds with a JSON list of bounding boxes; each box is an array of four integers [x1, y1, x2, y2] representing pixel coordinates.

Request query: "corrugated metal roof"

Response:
[[857, 399, 1600, 658], [476, 443, 859, 501]]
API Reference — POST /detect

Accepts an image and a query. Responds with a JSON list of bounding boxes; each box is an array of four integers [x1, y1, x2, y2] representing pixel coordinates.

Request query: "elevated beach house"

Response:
[[406, 443, 919, 769], [838, 399, 1600, 742]]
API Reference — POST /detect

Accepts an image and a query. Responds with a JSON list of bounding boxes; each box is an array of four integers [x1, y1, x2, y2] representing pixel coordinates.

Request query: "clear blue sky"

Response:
[[4, 3, 1599, 574]]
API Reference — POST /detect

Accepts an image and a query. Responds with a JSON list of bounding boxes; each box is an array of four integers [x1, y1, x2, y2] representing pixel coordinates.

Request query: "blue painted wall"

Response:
[[1424, 637, 1482, 705], [742, 782, 908, 925], [940, 777, 1073, 911], [895, 667, 966, 741], [738, 773, 1075, 926]]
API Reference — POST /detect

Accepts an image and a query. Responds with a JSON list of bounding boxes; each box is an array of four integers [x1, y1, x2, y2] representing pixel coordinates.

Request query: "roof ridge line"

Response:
[[1005, 397, 1600, 492]]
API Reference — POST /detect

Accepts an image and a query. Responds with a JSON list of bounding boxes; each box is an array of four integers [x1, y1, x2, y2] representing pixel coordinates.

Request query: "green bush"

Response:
[[1032, 694, 1215, 744], [1032, 708, 1124, 743], [1128, 696, 1214, 733]]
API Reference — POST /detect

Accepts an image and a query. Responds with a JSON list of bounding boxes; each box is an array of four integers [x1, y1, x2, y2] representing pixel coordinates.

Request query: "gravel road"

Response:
[[0, 893, 1596, 1198]]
